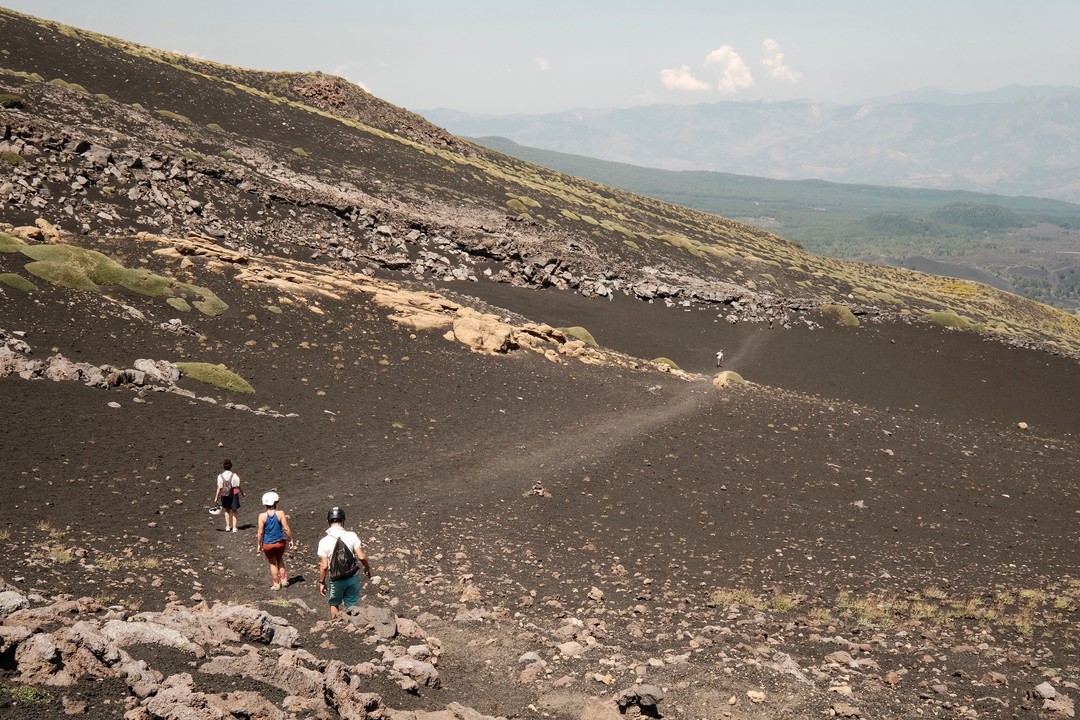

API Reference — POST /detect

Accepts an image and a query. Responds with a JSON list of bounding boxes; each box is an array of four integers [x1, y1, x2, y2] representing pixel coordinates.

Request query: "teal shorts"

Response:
[[327, 573, 360, 608]]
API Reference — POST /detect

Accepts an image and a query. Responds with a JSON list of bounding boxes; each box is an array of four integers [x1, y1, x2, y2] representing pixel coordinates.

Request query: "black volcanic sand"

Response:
[[3, 243, 1080, 716]]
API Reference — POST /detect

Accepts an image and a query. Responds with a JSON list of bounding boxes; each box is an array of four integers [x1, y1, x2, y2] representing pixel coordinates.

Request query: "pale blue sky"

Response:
[[4, 1, 1078, 114]]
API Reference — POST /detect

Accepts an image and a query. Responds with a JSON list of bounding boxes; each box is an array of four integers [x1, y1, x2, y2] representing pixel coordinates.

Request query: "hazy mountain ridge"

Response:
[[422, 87, 1080, 203], [472, 135, 1080, 310]]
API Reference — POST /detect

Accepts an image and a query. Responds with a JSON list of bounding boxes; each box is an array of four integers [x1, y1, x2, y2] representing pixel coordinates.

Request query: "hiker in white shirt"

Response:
[[317, 507, 372, 618]]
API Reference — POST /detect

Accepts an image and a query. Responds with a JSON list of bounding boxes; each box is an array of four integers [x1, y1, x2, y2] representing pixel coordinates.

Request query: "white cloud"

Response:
[[762, 38, 802, 83], [704, 46, 753, 93], [534, 57, 549, 71], [660, 64, 710, 91]]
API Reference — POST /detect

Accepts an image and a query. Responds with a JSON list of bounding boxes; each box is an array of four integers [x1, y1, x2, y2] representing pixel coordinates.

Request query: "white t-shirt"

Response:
[[317, 525, 362, 558], [217, 471, 240, 492]]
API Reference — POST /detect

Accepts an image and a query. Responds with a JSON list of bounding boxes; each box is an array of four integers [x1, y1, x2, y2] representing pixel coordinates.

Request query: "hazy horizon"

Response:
[[3, 1, 1079, 115]]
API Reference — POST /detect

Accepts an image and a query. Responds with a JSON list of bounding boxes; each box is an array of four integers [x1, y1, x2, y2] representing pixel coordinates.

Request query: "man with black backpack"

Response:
[[316, 507, 372, 618]]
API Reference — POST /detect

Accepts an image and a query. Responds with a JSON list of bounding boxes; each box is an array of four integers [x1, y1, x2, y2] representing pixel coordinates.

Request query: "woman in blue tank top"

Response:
[[257, 492, 293, 590]]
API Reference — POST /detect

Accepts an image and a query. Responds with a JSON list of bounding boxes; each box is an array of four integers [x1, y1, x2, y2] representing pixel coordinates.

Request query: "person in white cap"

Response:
[[256, 491, 292, 590]]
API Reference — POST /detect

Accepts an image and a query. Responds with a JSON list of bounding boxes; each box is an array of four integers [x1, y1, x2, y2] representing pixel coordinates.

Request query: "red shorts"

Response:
[[262, 540, 286, 561]]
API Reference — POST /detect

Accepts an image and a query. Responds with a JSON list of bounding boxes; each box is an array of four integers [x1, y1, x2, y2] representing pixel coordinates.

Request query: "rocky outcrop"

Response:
[[0, 592, 493, 720]]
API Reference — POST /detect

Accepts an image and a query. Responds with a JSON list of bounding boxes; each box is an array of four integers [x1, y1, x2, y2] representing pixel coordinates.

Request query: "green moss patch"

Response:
[[0, 93, 25, 108], [820, 304, 860, 327], [652, 357, 680, 370], [166, 297, 192, 312], [16, 242, 228, 315], [558, 326, 598, 347], [177, 282, 228, 317], [155, 109, 192, 124], [176, 362, 254, 394], [0, 273, 35, 292], [0, 233, 26, 252], [24, 261, 99, 292], [925, 310, 973, 330], [20, 243, 125, 283], [118, 267, 174, 295]]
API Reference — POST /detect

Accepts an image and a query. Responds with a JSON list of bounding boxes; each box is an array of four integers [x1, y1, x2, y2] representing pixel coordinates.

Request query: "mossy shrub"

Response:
[[16, 242, 228, 313], [0, 93, 25, 108], [155, 109, 192, 124], [713, 370, 746, 388], [820, 304, 860, 327], [118, 267, 173, 296], [1, 151, 24, 166], [558, 326, 598, 347], [6, 684, 52, 704], [166, 297, 192, 312], [177, 282, 228, 317], [48, 78, 88, 93], [0, 273, 35, 292], [19, 243, 125, 284], [24, 261, 99, 292], [176, 362, 254, 394], [925, 310, 972, 329], [505, 198, 527, 213], [652, 357, 680, 370], [0, 233, 26, 252]]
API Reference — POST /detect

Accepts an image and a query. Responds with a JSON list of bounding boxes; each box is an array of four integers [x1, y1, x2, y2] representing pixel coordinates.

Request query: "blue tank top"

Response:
[[262, 511, 285, 544]]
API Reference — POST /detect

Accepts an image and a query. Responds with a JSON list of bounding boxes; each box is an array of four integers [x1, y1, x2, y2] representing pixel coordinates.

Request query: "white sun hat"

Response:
[[261, 491, 280, 506]]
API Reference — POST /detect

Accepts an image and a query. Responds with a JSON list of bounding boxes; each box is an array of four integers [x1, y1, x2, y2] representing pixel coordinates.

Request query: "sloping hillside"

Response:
[[2, 8, 1079, 356], [2, 9, 1080, 720]]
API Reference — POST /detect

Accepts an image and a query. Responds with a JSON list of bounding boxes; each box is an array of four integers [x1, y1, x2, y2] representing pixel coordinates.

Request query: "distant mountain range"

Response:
[[422, 85, 1080, 203]]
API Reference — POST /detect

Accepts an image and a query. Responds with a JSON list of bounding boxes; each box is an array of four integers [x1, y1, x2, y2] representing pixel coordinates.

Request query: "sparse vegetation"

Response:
[[48, 77, 87, 93], [0, 92, 23, 108], [47, 546, 74, 564], [652, 357, 680, 370], [16, 242, 228, 314], [820, 304, 860, 327], [924, 310, 973, 329], [24, 260, 100, 292], [155, 109, 192, 124], [176, 362, 255, 394], [557, 326, 598, 347], [5, 684, 53, 705], [0, 273, 34, 292], [1, 150, 24, 166], [0, 233, 25, 252]]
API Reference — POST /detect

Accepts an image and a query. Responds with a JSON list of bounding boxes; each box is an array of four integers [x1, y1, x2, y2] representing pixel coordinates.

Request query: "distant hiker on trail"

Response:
[[257, 492, 292, 590], [317, 506, 372, 618], [716, 350, 724, 368], [214, 459, 243, 532]]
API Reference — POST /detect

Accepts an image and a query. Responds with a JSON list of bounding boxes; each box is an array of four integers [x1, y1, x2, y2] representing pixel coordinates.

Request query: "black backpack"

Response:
[[328, 537, 360, 581]]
